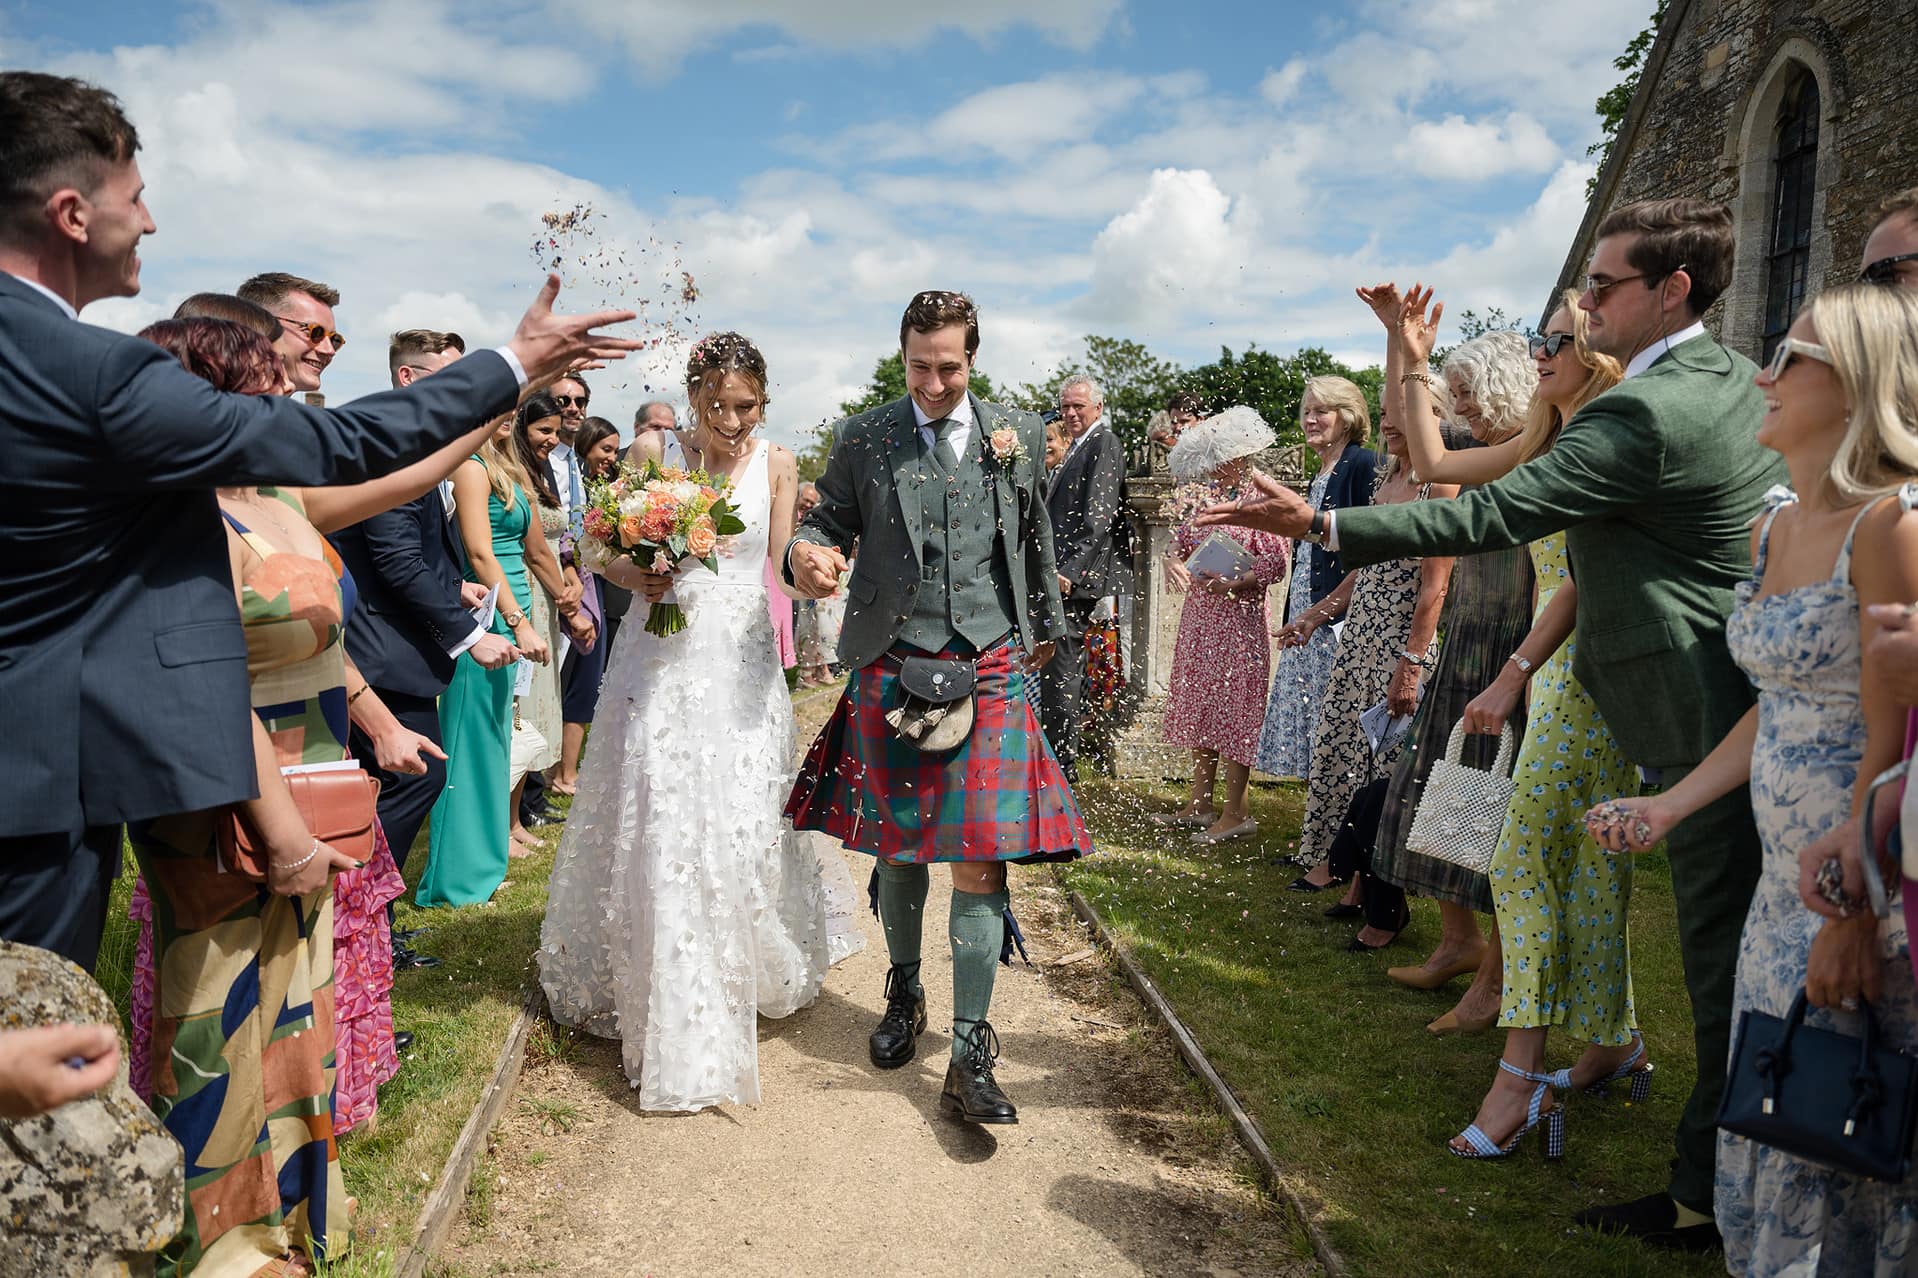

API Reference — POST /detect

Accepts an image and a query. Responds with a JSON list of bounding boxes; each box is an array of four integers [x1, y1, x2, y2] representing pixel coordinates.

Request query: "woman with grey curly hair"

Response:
[[1153, 407, 1292, 844]]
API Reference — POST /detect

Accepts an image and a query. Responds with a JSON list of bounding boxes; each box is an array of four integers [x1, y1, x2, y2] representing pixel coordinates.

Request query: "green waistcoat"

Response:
[[899, 419, 1018, 654]]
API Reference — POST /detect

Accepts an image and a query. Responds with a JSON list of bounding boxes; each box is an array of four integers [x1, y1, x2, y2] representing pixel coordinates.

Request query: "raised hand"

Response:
[[506, 274, 646, 387], [1397, 283, 1445, 365], [1191, 471, 1314, 539], [1356, 282, 1404, 329]]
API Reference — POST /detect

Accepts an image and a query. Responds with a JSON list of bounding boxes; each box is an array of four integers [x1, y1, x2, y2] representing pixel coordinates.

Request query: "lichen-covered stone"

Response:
[[0, 941, 182, 1278]]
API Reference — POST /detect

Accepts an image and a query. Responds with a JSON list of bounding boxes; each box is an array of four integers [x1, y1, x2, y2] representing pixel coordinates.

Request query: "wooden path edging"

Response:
[[400, 984, 544, 1278], [1065, 889, 1347, 1278]]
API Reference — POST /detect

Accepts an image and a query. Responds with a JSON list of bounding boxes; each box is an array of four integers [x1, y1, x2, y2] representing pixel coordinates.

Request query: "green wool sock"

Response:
[[875, 860, 929, 998], [949, 888, 1008, 1061]]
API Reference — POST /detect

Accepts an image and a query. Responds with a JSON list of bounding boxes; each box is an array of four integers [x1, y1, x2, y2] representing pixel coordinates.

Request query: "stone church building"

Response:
[[1550, 0, 1918, 359]]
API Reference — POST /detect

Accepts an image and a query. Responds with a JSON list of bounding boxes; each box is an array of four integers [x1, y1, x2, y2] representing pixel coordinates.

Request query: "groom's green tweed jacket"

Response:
[[1337, 333, 1786, 770], [785, 392, 1067, 670]]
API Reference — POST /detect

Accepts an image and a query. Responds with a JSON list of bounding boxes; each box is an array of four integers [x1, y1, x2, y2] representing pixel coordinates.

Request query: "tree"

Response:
[[794, 353, 1000, 482], [1010, 336, 1183, 450], [1585, 1, 1669, 198], [1176, 345, 1382, 450], [1430, 306, 1539, 371]]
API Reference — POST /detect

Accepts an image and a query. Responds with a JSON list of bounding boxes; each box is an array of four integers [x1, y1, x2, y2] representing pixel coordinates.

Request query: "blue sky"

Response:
[[3, 0, 1658, 442]]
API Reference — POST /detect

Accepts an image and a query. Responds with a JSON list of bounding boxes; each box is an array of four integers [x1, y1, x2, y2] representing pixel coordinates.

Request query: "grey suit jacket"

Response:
[[784, 393, 1067, 670], [0, 271, 520, 838], [1045, 424, 1127, 604]]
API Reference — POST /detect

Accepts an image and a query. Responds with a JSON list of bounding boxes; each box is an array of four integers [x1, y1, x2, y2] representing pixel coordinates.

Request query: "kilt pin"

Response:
[[783, 388, 1093, 1124]]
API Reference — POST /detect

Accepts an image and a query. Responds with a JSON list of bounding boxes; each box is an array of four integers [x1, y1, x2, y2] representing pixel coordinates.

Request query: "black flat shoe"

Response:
[[941, 1021, 1017, 1125], [392, 1030, 415, 1054], [1345, 934, 1401, 952], [1288, 876, 1328, 893], [392, 926, 431, 945], [869, 963, 926, 1068], [1573, 1192, 1723, 1253], [394, 948, 443, 972], [1322, 903, 1363, 919]]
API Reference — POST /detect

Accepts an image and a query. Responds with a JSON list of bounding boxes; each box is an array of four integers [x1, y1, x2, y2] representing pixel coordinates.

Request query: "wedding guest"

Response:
[[1154, 407, 1290, 844], [238, 270, 342, 395], [1859, 186, 1918, 289], [521, 372, 589, 823], [510, 394, 593, 846], [1253, 376, 1377, 782], [632, 398, 677, 443], [128, 313, 501, 1270], [1149, 391, 1204, 455], [420, 408, 558, 907], [1289, 392, 1457, 902], [1044, 416, 1070, 472], [1362, 317, 1535, 978], [555, 415, 623, 789], [1208, 198, 1784, 1248], [1042, 374, 1127, 782], [331, 328, 522, 979], [0, 71, 632, 973], [1593, 283, 1918, 1267]]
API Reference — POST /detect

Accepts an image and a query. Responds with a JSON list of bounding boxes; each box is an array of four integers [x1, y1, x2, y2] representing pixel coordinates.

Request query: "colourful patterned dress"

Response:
[[126, 490, 351, 1277], [1162, 485, 1292, 768], [1490, 533, 1635, 1041]]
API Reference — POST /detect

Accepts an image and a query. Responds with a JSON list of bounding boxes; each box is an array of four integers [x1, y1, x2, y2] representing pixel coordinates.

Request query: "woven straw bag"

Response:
[[1405, 719, 1517, 875]]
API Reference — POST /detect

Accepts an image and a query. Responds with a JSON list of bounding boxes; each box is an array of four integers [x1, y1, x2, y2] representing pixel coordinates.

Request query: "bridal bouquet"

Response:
[[579, 459, 746, 637]]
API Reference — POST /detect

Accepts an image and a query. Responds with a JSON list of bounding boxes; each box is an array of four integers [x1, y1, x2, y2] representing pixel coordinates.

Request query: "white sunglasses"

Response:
[[1764, 337, 1832, 381]]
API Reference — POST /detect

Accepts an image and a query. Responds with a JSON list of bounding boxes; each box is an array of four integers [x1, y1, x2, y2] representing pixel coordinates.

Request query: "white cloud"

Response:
[[1083, 169, 1245, 325], [1399, 111, 1560, 179], [1258, 60, 1309, 108]]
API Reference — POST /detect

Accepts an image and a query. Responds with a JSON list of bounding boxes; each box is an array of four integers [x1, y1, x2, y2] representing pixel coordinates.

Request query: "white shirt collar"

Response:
[[5, 271, 78, 321], [1061, 416, 1104, 463], [910, 393, 974, 430], [1623, 320, 1709, 379]]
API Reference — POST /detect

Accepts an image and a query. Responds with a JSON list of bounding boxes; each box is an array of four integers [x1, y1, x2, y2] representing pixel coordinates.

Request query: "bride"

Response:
[[538, 332, 836, 1110]]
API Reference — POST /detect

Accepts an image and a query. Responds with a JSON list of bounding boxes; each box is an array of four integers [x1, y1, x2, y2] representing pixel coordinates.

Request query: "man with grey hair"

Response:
[[1041, 373, 1127, 781]]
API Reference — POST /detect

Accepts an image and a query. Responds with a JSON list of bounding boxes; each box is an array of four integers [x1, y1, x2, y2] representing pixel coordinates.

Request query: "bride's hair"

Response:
[[685, 332, 770, 422]]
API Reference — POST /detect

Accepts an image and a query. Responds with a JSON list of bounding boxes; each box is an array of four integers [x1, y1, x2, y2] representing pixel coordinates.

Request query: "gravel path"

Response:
[[445, 690, 1313, 1277]]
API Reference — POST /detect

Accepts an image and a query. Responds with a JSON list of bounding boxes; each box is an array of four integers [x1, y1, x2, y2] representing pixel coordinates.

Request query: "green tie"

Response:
[[930, 417, 959, 471]]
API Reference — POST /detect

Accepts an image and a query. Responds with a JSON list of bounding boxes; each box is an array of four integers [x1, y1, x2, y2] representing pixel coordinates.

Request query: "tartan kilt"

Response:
[[785, 639, 1093, 864]]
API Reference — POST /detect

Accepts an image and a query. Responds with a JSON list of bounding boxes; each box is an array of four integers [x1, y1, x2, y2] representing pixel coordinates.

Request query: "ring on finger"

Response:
[[1841, 996, 1861, 1012]]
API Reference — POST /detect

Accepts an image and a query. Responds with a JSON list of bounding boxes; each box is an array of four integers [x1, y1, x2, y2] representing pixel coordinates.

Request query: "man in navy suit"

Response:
[[0, 71, 640, 969], [332, 330, 521, 972]]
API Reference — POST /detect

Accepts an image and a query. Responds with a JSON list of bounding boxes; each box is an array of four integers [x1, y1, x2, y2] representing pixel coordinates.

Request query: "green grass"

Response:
[[1061, 776, 1724, 1278], [97, 809, 566, 1274]]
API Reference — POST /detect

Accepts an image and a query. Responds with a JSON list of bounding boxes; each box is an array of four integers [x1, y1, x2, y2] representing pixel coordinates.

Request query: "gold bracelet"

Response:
[[1399, 372, 1431, 385], [347, 685, 370, 705]]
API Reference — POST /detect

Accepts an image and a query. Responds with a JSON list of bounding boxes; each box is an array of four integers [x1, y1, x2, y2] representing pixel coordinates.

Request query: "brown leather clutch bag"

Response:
[[218, 766, 381, 880]]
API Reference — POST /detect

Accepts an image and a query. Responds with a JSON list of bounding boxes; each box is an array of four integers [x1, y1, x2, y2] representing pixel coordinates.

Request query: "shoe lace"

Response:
[[957, 1019, 1002, 1077], [880, 963, 920, 1020]]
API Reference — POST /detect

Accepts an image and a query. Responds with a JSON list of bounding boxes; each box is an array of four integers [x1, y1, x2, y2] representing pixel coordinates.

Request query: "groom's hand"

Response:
[[1192, 472, 1313, 539], [790, 541, 847, 599]]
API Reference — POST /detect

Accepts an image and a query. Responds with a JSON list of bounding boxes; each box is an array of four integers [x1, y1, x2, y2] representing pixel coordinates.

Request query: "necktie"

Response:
[[931, 417, 959, 470]]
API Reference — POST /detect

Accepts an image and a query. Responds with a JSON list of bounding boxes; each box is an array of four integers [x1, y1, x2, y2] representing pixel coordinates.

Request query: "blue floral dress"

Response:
[[1716, 488, 1917, 1276], [1256, 470, 1337, 780]]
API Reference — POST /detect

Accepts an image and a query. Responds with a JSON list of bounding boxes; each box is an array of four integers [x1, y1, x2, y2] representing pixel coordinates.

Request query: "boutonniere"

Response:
[[988, 427, 1028, 466]]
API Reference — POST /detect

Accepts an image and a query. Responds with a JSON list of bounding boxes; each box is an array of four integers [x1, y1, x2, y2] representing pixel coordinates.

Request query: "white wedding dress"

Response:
[[538, 438, 843, 1109]]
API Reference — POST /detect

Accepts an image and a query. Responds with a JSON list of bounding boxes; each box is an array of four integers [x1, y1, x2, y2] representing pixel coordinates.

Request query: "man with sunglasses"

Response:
[[238, 271, 343, 394], [1203, 197, 1786, 1254], [524, 371, 592, 829], [0, 71, 642, 974]]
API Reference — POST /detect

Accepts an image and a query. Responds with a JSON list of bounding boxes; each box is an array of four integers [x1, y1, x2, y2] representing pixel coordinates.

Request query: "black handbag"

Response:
[[883, 656, 977, 753], [1718, 988, 1918, 1182]]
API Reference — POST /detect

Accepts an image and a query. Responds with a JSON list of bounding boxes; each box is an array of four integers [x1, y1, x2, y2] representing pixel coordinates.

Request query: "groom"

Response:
[[785, 290, 1094, 1124]]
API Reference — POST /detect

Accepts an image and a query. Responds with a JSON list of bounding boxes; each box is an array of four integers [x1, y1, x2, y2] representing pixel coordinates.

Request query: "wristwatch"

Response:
[[1508, 652, 1534, 674], [1304, 509, 1329, 545], [504, 610, 526, 628]]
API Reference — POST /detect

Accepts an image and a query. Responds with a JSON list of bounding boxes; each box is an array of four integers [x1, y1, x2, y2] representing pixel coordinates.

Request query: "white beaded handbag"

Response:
[[1405, 719, 1517, 875]]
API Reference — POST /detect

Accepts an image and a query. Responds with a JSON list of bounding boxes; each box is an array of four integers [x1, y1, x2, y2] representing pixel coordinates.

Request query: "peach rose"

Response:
[[639, 503, 677, 542], [616, 513, 645, 546], [685, 516, 718, 557]]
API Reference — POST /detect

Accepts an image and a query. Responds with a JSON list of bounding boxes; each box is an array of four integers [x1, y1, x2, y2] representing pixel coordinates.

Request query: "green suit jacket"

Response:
[[784, 392, 1066, 670], [1337, 334, 1785, 770]]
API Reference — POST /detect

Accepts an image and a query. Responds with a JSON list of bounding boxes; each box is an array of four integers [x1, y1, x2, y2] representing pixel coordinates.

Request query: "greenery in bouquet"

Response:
[[579, 458, 747, 636]]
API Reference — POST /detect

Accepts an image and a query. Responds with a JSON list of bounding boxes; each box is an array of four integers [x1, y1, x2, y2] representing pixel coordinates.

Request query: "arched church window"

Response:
[[1761, 70, 1820, 361]]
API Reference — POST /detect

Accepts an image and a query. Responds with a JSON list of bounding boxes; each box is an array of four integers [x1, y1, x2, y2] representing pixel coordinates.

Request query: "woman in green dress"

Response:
[[1388, 288, 1646, 1157], [418, 403, 557, 907]]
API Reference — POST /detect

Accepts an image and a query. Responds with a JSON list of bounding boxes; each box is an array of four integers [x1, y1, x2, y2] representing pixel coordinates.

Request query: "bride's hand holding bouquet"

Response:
[[579, 457, 747, 636]]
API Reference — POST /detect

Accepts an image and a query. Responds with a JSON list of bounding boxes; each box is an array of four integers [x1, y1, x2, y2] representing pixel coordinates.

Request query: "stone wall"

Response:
[[1550, 0, 1918, 357]]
